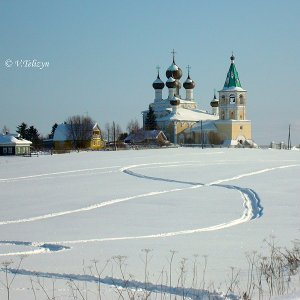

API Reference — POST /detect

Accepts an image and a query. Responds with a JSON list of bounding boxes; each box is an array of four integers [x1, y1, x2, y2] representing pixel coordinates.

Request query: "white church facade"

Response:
[[142, 53, 255, 147]]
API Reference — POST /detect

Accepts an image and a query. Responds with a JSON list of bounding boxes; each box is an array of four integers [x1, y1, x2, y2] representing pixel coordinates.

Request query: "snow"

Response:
[[153, 78, 164, 84], [166, 76, 175, 82], [167, 63, 179, 71], [0, 134, 31, 146], [157, 107, 218, 121], [220, 86, 246, 92], [271, 291, 300, 300], [53, 123, 69, 141], [0, 148, 299, 299]]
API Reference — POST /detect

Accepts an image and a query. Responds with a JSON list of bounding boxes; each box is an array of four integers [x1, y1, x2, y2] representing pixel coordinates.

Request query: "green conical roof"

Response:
[[223, 55, 242, 89]]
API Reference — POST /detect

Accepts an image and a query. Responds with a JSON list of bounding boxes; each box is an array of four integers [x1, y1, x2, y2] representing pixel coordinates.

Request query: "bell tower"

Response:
[[218, 54, 247, 121], [216, 54, 253, 146]]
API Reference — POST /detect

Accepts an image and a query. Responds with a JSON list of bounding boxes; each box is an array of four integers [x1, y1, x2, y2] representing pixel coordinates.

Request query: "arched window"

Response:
[[239, 94, 244, 104], [229, 94, 235, 104], [220, 95, 225, 105], [230, 111, 235, 119], [221, 110, 225, 120]]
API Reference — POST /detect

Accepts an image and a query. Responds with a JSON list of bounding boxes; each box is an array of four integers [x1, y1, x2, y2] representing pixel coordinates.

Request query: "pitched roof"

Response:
[[53, 124, 69, 141], [191, 120, 218, 132], [157, 108, 218, 122], [222, 55, 245, 91], [53, 123, 99, 142], [124, 130, 167, 143], [0, 134, 32, 146]]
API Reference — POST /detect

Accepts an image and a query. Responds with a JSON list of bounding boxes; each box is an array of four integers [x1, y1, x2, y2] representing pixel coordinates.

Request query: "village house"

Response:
[[0, 133, 32, 156], [124, 130, 169, 146], [53, 123, 104, 151]]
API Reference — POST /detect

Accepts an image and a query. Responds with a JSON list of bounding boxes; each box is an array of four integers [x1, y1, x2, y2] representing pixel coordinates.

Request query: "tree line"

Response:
[[1, 110, 158, 150]]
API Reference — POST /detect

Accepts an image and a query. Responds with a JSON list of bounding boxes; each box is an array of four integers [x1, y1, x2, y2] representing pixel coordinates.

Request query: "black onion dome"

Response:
[[210, 93, 219, 107], [170, 99, 180, 106], [166, 61, 183, 80], [152, 74, 165, 89], [210, 99, 219, 107], [183, 75, 195, 89], [166, 76, 178, 88]]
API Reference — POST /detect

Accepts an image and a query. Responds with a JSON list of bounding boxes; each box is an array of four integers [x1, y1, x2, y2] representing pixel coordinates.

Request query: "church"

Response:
[[142, 52, 255, 147]]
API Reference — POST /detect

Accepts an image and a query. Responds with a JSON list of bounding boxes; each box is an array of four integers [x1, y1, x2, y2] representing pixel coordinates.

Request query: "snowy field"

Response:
[[0, 148, 299, 299]]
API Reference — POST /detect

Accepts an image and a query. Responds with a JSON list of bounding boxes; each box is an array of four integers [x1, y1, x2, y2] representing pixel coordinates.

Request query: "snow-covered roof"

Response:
[[191, 121, 218, 132], [184, 78, 193, 84], [157, 107, 219, 122], [166, 77, 175, 83], [93, 123, 100, 131], [53, 124, 70, 142], [167, 63, 179, 71], [53, 122, 100, 142], [220, 86, 246, 92], [0, 134, 32, 146], [153, 77, 164, 84], [125, 130, 167, 143]]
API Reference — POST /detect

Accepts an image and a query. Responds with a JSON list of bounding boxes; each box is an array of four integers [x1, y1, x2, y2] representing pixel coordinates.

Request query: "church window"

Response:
[[239, 95, 244, 104], [221, 111, 225, 120], [229, 94, 235, 104], [230, 111, 235, 119], [221, 95, 225, 104], [240, 126, 243, 130]]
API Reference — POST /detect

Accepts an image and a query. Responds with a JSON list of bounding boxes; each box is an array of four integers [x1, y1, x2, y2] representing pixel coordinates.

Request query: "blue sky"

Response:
[[1, 0, 299, 145]]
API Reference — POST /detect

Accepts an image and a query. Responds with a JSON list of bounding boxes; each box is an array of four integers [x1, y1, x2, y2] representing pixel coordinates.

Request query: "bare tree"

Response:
[[104, 122, 112, 143], [1, 125, 10, 135], [127, 119, 140, 134], [104, 122, 123, 143], [66, 115, 95, 150], [115, 123, 122, 140]]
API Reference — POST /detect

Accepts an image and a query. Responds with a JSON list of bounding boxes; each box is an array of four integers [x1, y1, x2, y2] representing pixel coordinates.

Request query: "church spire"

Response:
[[223, 53, 242, 89]]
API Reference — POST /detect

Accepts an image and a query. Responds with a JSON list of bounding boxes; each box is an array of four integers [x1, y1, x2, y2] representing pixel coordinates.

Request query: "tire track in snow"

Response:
[[46, 184, 256, 245], [0, 163, 296, 228], [0, 241, 70, 257], [0, 166, 121, 182], [0, 186, 198, 225], [1, 163, 298, 255], [6, 268, 235, 300]]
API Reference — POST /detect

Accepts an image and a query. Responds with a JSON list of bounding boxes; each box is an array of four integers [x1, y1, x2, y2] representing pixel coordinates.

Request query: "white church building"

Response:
[[142, 52, 255, 147]]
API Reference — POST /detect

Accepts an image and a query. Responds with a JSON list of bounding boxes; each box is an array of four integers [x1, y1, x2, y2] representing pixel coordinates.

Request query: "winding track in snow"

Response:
[[1, 162, 298, 257], [0, 160, 267, 226], [0, 241, 70, 257], [0, 166, 121, 182], [0, 162, 300, 256]]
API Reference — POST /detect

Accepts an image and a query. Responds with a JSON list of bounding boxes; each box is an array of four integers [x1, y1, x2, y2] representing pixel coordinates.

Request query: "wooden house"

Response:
[[0, 133, 32, 156], [53, 123, 104, 151]]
